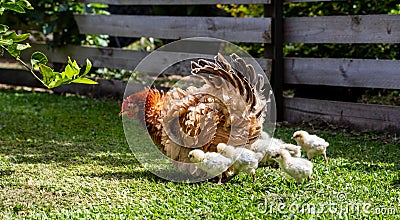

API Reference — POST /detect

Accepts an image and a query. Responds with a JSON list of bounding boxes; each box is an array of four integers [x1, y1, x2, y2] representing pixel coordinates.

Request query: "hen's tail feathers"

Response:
[[191, 53, 267, 116]]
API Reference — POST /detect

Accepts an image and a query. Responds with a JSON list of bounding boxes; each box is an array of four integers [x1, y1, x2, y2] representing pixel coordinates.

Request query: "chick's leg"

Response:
[[323, 152, 328, 164], [217, 175, 223, 185], [252, 170, 257, 183]]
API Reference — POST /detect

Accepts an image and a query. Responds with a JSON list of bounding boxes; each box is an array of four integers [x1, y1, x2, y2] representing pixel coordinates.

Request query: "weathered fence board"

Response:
[[284, 97, 400, 132], [23, 44, 148, 71], [284, 14, 400, 43], [24, 44, 271, 76], [74, 15, 272, 43], [78, 0, 271, 4], [0, 68, 130, 98], [0, 68, 45, 88], [284, 57, 400, 89], [79, 0, 343, 4]]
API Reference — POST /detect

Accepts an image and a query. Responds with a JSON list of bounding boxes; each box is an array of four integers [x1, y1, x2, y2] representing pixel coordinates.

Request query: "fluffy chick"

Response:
[[280, 143, 302, 158], [251, 131, 301, 164], [272, 149, 313, 184], [188, 149, 232, 185], [217, 143, 263, 182], [292, 130, 329, 163]]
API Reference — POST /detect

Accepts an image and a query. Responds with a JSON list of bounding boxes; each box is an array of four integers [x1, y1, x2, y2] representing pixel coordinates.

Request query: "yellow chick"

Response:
[[271, 149, 313, 184], [251, 132, 301, 164], [217, 143, 263, 182], [292, 130, 329, 163], [188, 149, 232, 185]]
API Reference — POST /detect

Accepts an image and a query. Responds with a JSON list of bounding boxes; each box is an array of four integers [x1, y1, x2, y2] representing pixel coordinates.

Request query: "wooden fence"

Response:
[[1, 0, 399, 132], [281, 1, 400, 132]]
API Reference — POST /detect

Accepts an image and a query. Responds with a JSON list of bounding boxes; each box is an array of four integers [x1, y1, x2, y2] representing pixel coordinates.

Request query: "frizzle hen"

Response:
[[120, 53, 269, 178]]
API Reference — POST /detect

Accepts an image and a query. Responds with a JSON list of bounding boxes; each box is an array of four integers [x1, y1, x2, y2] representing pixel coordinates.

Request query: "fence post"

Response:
[[265, 0, 284, 121]]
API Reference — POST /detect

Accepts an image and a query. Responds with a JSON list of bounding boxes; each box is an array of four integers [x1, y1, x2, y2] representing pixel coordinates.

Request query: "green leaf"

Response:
[[63, 64, 77, 79], [71, 78, 98, 85], [47, 74, 64, 89], [16, 0, 34, 10], [87, 3, 109, 9], [2, 2, 25, 13], [7, 44, 20, 58], [81, 59, 92, 76], [0, 39, 12, 46], [16, 43, 30, 51], [31, 52, 48, 69], [3, 31, 30, 42], [38, 64, 54, 85], [0, 24, 9, 33], [67, 56, 80, 73]]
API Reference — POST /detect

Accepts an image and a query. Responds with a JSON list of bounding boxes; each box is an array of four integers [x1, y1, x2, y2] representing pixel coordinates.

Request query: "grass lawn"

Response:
[[0, 88, 399, 219]]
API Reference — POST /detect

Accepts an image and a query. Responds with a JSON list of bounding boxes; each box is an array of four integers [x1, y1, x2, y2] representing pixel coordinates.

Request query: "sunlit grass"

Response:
[[0, 89, 399, 219]]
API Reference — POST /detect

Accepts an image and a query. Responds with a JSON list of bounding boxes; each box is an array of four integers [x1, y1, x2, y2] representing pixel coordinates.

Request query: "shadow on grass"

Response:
[[391, 178, 400, 188], [0, 168, 15, 177], [78, 169, 219, 184], [78, 170, 170, 183], [7, 144, 138, 166]]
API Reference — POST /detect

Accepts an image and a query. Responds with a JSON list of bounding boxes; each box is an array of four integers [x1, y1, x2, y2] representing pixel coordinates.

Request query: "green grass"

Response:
[[0, 89, 399, 219]]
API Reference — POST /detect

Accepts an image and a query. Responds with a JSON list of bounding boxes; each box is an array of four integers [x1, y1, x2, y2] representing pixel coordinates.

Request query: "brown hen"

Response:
[[120, 53, 269, 178]]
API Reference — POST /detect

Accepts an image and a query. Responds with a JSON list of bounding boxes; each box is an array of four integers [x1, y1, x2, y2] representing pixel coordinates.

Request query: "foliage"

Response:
[[0, 0, 97, 88], [284, 1, 399, 16], [123, 37, 163, 52], [0, 89, 399, 219], [216, 4, 263, 18], [0, 0, 109, 47], [358, 89, 400, 106], [389, 4, 400, 14]]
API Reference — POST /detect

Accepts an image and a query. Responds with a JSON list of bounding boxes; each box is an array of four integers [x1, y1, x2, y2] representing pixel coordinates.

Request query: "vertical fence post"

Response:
[[265, 0, 284, 121]]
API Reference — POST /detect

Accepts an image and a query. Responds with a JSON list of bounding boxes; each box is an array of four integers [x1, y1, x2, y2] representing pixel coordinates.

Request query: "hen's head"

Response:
[[120, 89, 149, 119]]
